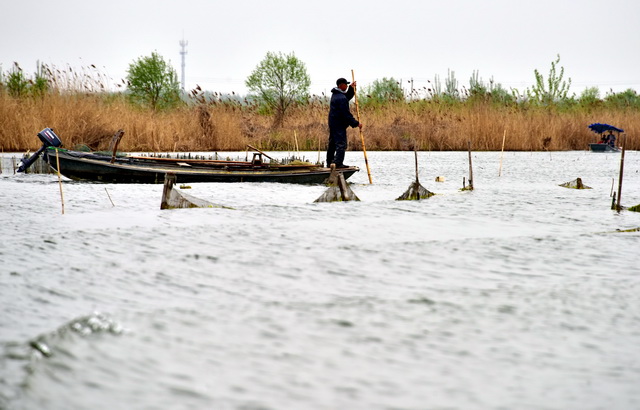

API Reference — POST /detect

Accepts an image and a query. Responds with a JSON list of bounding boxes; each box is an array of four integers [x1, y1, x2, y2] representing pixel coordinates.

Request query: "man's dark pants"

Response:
[[326, 126, 347, 166]]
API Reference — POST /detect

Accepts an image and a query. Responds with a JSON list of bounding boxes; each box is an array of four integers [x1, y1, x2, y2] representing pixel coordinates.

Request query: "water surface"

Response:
[[1, 151, 639, 409]]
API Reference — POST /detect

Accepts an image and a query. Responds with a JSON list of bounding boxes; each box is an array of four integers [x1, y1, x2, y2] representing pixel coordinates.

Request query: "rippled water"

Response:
[[1, 151, 639, 410]]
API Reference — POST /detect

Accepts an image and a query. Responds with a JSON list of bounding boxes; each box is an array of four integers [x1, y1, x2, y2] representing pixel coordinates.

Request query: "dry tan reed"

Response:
[[1, 93, 639, 152]]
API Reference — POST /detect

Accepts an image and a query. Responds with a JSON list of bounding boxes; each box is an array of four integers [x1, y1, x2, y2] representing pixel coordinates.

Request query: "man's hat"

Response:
[[336, 78, 350, 86]]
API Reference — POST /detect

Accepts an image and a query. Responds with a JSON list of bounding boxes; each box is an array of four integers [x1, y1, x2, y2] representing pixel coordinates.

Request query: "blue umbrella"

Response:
[[588, 123, 624, 134]]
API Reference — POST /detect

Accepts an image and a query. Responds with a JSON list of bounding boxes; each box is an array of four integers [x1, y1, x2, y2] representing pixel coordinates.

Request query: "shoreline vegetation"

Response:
[[1, 62, 638, 153]]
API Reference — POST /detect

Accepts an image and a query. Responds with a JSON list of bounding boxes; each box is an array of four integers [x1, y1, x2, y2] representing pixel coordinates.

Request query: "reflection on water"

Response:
[[1, 151, 640, 409]]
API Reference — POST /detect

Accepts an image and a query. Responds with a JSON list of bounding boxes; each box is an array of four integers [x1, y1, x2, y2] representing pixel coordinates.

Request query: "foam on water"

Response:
[[1, 151, 640, 409]]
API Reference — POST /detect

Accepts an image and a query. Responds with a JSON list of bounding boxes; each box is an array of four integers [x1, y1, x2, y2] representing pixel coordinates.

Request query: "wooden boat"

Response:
[[17, 128, 358, 184], [42, 147, 358, 184], [588, 123, 623, 152], [588, 143, 620, 153]]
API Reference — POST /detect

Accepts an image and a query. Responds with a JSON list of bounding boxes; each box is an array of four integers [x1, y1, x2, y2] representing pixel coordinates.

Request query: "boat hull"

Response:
[[589, 143, 620, 153], [44, 149, 358, 184]]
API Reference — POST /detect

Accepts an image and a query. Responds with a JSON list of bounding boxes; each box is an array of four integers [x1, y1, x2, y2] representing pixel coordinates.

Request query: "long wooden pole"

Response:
[[616, 134, 626, 212], [351, 69, 372, 184], [105, 188, 115, 207], [467, 140, 474, 190], [498, 129, 506, 176], [55, 148, 65, 214], [414, 149, 419, 183], [610, 178, 615, 197]]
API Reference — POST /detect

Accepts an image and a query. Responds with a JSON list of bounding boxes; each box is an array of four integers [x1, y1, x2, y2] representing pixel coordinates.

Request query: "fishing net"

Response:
[[314, 166, 360, 202], [396, 150, 436, 200], [162, 187, 222, 209], [314, 184, 360, 202], [397, 180, 435, 200], [559, 178, 591, 189], [161, 174, 230, 209]]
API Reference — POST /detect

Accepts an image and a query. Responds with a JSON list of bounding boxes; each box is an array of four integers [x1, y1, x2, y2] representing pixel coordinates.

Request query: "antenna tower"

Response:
[[179, 38, 188, 91]]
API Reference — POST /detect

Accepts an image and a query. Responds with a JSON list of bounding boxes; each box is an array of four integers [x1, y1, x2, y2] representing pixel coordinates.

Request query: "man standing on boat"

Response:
[[326, 78, 362, 168]]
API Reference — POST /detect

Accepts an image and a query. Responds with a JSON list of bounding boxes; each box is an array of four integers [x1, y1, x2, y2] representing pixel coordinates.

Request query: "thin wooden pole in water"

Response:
[[414, 150, 420, 183], [105, 188, 115, 207], [55, 148, 65, 214], [610, 178, 615, 197], [498, 129, 506, 176], [161, 173, 176, 210], [616, 135, 626, 212], [351, 69, 372, 184], [611, 192, 617, 210], [467, 140, 474, 190], [337, 172, 348, 200]]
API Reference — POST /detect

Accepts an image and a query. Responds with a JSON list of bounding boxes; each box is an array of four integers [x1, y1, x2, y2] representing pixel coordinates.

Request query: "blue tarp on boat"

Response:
[[588, 123, 624, 134]]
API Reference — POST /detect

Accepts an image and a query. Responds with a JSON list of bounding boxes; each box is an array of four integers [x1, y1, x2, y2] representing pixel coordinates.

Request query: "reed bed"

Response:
[[2, 92, 639, 152]]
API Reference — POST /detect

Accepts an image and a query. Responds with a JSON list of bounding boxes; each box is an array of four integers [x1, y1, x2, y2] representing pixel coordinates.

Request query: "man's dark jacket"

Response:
[[328, 87, 359, 129]]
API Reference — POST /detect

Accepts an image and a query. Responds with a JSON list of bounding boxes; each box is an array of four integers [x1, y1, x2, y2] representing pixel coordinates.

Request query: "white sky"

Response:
[[2, 0, 639, 97]]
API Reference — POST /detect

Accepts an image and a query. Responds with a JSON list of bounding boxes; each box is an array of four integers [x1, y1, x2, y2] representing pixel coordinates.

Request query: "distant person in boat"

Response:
[[607, 132, 616, 147], [326, 77, 362, 168]]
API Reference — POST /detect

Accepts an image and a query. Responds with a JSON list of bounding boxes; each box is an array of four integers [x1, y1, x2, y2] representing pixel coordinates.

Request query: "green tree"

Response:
[[578, 87, 601, 107], [605, 88, 640, 108], [6, 63, 29, 97], [362, 77, 404, 105], [31, 61, 49, 97], [245, 51, 311, 127], [531, 54, 572, 105], [431, 70, 459, 102], [126, 52, 181, 110], [444, 69, 459, 99], [468, 70, 488, 99]]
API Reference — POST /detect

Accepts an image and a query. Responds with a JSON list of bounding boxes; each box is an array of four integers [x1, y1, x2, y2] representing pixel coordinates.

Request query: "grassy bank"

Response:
[[1, 92, 638, 152]]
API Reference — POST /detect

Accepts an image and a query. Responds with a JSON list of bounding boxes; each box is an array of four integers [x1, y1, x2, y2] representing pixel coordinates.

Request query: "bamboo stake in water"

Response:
[[610, 178, 615, 197], [498, 129, 506, 176], [55, 148, 65, 214], [105, 188, 115, 207], [294, 130, 300, 154], [616, 135, 626, 212], [467, 140, 474, 190], [351, 69, 372, 184]]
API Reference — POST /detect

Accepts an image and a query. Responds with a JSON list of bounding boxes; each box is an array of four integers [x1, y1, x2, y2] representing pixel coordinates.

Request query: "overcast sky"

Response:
[[2, 0, 639, 97]]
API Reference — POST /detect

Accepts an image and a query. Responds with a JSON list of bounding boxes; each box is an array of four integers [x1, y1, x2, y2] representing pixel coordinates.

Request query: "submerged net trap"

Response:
[[559, 178, 591, 189]]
